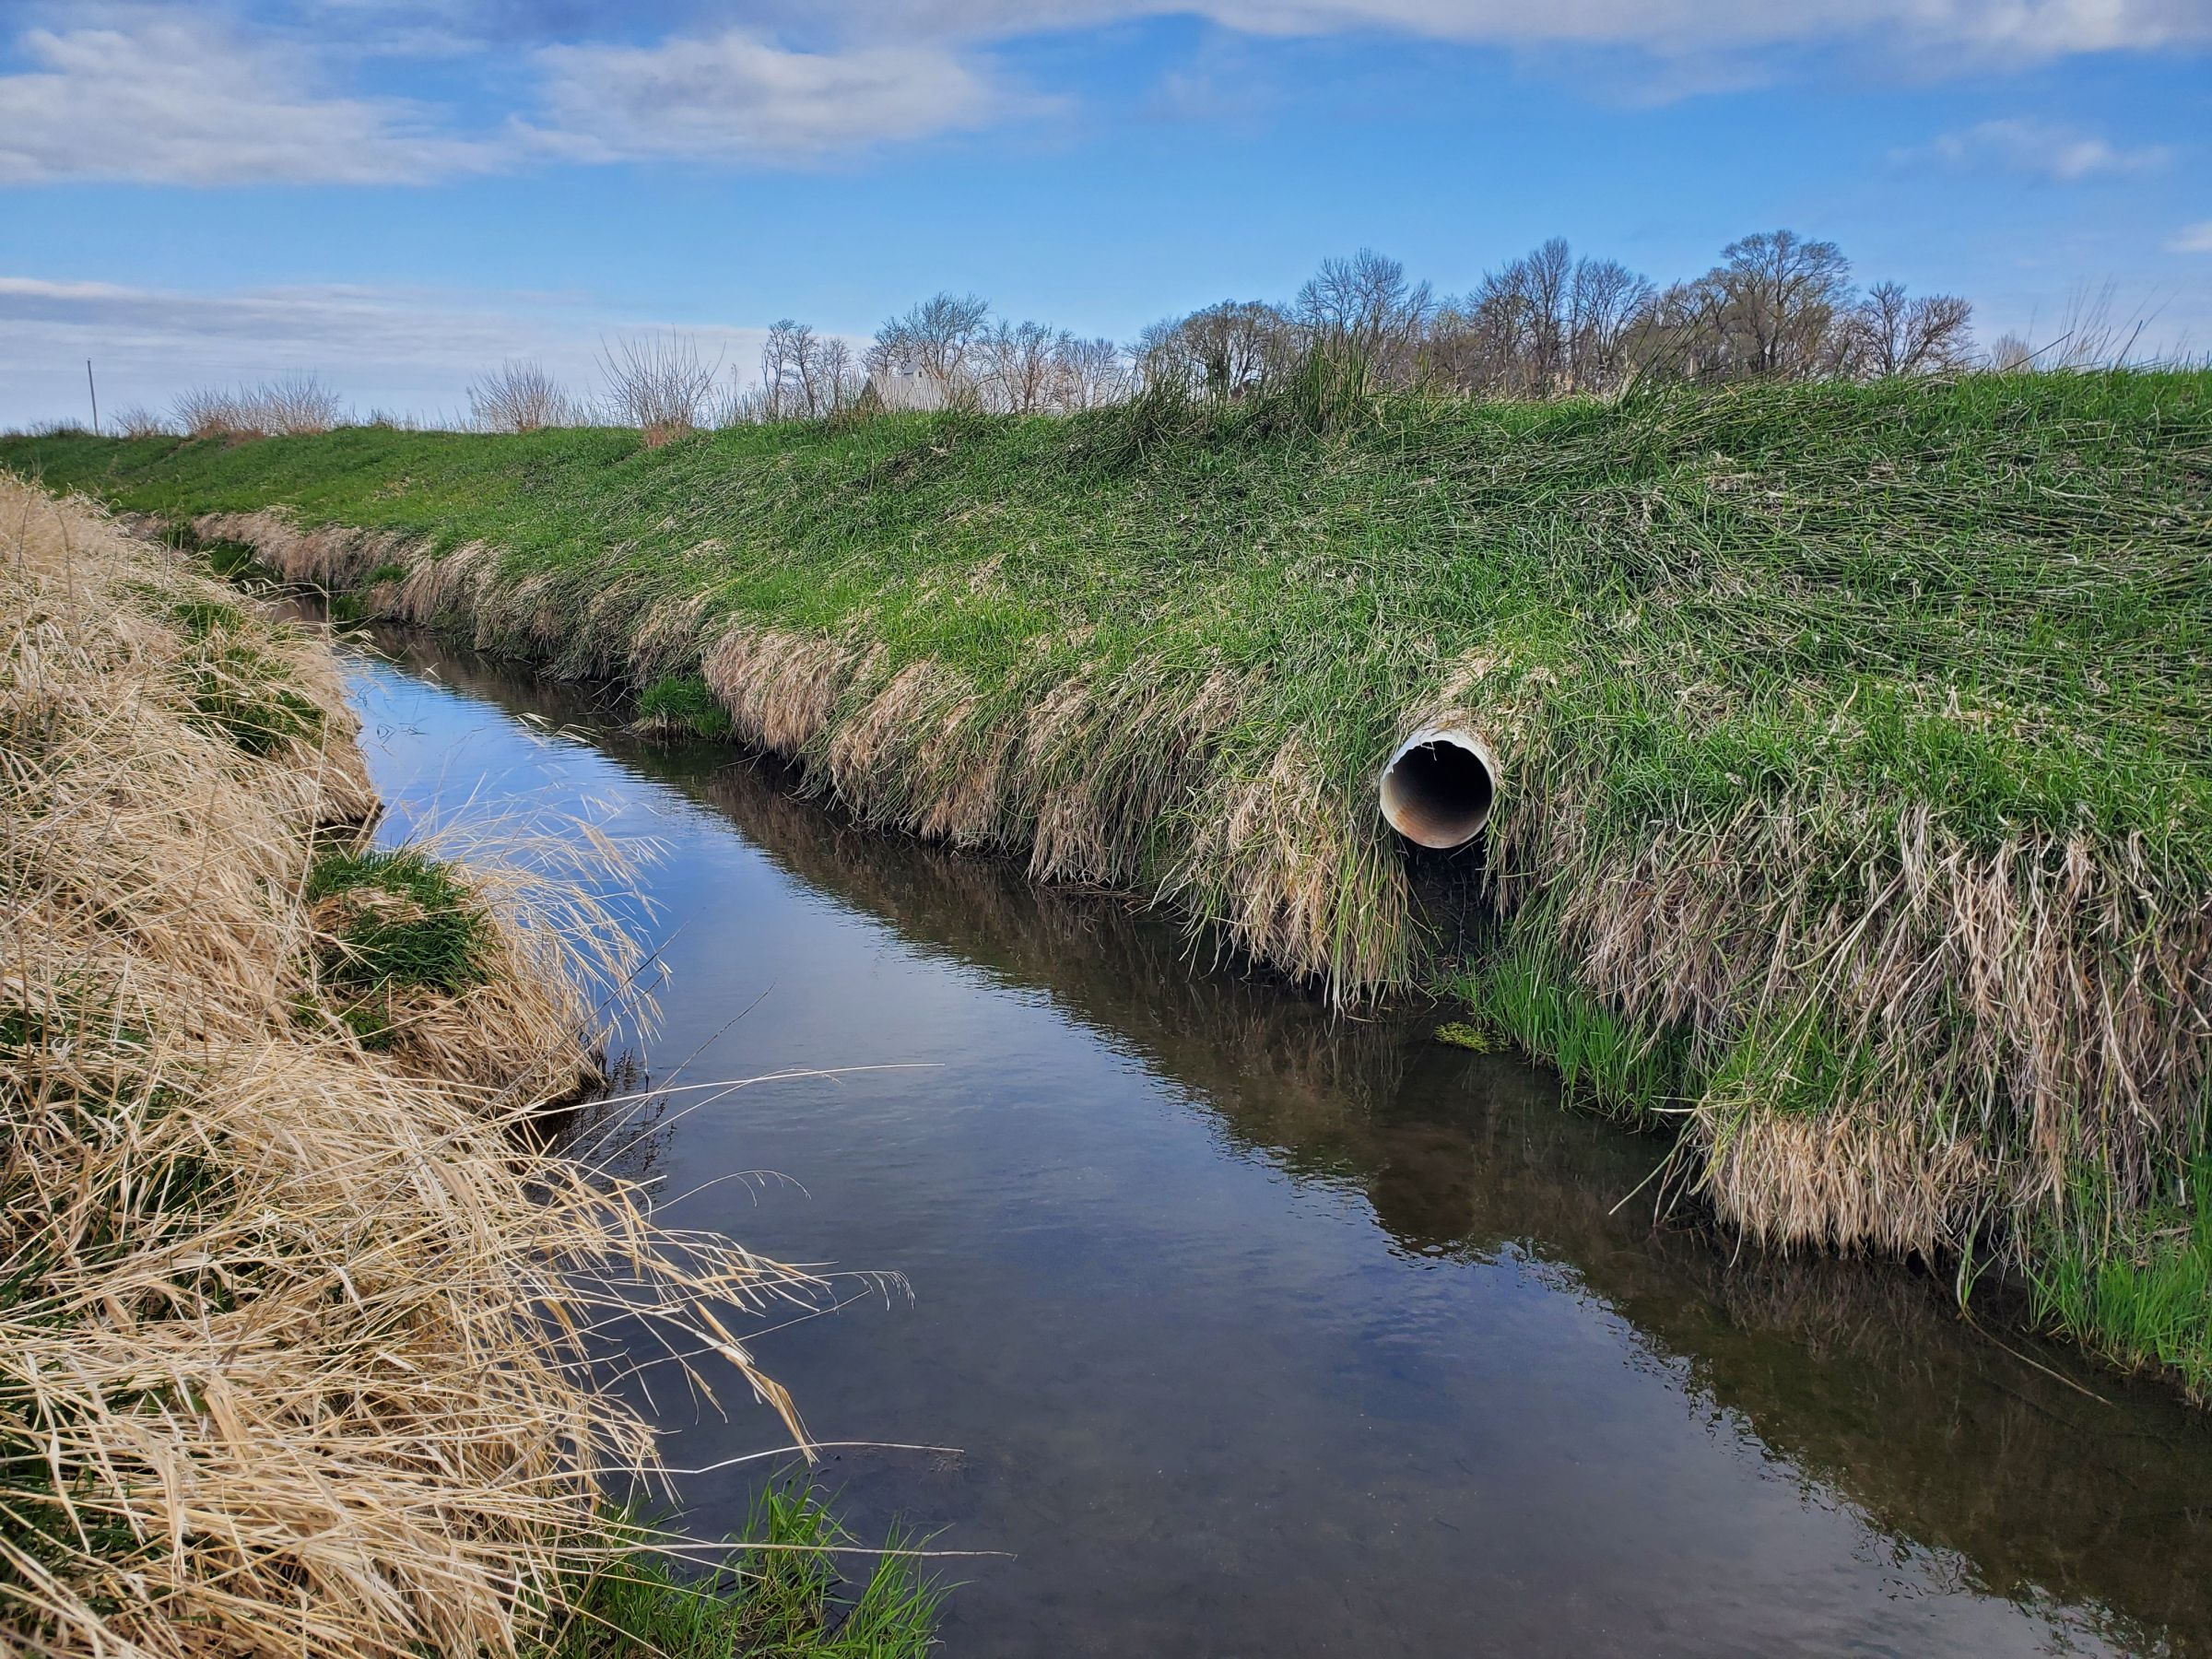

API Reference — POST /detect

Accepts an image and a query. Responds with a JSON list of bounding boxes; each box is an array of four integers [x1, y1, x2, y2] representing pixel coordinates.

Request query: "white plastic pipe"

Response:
[[1379, 727, 1498, 850]]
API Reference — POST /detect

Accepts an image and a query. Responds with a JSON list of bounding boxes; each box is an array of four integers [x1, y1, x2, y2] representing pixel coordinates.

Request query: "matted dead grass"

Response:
[[1513, 772, 2212, 1254], [2, 482, 822, 1657], [706, 622, 863, 759]]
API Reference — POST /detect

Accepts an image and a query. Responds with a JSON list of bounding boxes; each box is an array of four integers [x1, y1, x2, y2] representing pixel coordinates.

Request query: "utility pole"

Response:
[[86, 359, 100, 435]]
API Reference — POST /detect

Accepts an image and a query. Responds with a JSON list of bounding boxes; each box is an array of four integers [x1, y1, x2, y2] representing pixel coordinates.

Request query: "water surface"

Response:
[[345, 629, 2212, 1658]]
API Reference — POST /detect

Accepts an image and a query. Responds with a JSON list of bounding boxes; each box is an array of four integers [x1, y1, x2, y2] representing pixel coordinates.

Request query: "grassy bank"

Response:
[[0, 479, 935, 1653], [6, 369, 2208, 1395]]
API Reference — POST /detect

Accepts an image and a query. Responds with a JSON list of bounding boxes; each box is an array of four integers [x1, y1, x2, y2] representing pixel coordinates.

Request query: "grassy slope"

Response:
[[8, 371, 2209, 1393]]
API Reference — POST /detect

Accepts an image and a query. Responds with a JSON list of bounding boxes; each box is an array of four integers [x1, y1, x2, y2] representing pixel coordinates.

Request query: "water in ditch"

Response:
[[342, 627, 2212, 1658]]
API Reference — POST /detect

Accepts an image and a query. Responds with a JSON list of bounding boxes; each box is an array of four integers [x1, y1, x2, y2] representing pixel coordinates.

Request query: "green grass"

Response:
[[304, 848, 493, 1044], [2031, 1158, 2212, 1400], [12, 377, 2206, 877], [185, 646, 323, 755], [155, 594, 248, 640], [1431, 1020, 1498, 1053], [8, 370, 2210, 1394], [1444, 943, 1698, 1119], [306, 847, 491, 994], [140, 573, 320, 754], [638, 673, 735, 739], [547, 1488, 940, 1659]]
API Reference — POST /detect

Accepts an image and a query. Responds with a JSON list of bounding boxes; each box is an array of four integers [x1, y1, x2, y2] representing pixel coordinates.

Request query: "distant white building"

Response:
[[860, 368, 958, 412]]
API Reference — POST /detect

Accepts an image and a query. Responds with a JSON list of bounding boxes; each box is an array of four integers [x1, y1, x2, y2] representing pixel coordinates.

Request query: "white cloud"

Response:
[[3, 1, 2206, 189], [275, 0, 2212, 57], [523, 29, 1045, 163], [0, 11, 1048, 184], [845, 0, 2212, 60], [0, 276, 532, 361], [691, 2, 2212, 114], [2171, 221, 2212, 253], [0, 20, 498, 184], [1904, 117, 2173, 181], [0, 275, 810, 429]]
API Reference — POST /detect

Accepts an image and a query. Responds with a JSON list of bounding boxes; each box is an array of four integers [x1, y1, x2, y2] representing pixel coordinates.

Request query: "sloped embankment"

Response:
[[7, 371, 2209, 1393], [0, 479, 828, 1655]]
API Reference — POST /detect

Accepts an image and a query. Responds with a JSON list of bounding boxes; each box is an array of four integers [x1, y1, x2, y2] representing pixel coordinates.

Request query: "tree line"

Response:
[[88, 228, 2035, 439], [1136, 231, 1973, 402], [681, 227, 1979, 429], [453, 227, 1982, 434]]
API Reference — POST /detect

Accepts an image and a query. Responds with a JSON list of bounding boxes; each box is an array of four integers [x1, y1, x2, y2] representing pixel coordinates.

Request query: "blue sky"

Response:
[[3, 0, 2208, 425]]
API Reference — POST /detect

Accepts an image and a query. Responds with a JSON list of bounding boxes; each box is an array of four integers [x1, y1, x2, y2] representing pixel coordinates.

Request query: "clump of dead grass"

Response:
[[172, 375, 346, 439], [0, 479, 827, 1657], [705, 623, 862, 757]]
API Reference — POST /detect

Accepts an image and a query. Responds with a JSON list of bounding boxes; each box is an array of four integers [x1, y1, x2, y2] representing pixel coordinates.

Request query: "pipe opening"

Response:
[[1380, 728, 1497, 851]]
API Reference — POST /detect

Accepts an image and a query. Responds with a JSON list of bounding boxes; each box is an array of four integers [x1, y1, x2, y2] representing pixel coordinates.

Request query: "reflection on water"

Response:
[[347, 626, 2212, 1659]]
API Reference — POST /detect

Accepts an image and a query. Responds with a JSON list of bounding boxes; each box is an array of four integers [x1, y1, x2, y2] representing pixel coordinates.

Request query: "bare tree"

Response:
[[1518, 237, 1574, 390], [978, 318, 1060, 413], [1053, 335, 1128, 409], [814, 336, 861, 413], [1846, 282, 1975, 377], [597, 333, 720, 443], [759, 320, 815, 419], [1294, 249, 1432, 372], [720, 322, 865, 424], [1136, 300, 1289, 398], [868, 291, 992, 392], [1430, 240, 1654, 396], [1452, 241, 1570, 394], [1707, 229, 1856, 378], [1986, 333, 2037, 372], [1565, 255, 1655, 390], [467, 359, 577, 432], [1425, 290, 1513, 395]]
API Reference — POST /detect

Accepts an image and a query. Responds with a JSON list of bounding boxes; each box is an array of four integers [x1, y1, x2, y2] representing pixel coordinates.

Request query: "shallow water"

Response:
[[344, 628, 2212, 1658]]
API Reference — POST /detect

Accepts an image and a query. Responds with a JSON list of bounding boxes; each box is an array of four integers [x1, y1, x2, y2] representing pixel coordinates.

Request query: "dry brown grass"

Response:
[[172, 377, 345, 440], [1, 481, 824, 1657], [181, 509, 1382, 996], [1521, 778, 2212, 1253], [1431, 641, 2212, 1257], [703, 623, 860, 758]]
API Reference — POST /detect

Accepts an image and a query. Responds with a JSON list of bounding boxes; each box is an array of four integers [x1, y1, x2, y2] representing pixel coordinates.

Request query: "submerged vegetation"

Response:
[[0, 479, 935, 1653], [4, 366, 2208, 1400]]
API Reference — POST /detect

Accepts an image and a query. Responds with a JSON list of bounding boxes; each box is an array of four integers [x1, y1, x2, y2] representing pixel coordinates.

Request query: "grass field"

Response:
[[7, 368, 2208, 1395]]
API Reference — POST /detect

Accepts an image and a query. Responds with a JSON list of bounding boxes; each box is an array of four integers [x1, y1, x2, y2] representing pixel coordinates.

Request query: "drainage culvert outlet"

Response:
[[1379, 728, 1498, 850]]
